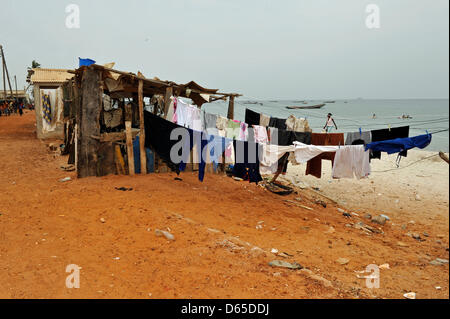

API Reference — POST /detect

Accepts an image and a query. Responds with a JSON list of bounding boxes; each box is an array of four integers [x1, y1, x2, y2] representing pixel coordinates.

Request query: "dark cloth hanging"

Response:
[[145, 110, 211, 181], [144, 110, 185, 173], [269, 129, 292, 146], [179, 128, 208, 182], [290, 131, 312, 145], [370, 126, 409, 159], [268, 130, 312, 173], [306, 133, 345, 179], [366, 133, 432, 154], [268, 117, 287, 130], [232, 140, 263, 184], [245, 109, 261, 127]]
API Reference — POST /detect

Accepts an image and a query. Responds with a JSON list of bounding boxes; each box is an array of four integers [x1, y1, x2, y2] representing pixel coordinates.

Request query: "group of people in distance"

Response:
[[0, 100, 32, 117]]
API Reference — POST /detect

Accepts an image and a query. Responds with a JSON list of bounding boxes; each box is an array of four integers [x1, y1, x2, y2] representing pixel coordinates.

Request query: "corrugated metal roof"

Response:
[[29, 68, 73, 84]]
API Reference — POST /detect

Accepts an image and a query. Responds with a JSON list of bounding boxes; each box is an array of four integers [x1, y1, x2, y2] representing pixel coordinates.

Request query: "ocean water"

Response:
[[201, 98, 449, 152]]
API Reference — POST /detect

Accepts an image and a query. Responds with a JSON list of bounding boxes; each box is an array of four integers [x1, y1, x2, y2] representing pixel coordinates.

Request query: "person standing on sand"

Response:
[[18, 102, 24, 116], [323, 113, 338, 133]]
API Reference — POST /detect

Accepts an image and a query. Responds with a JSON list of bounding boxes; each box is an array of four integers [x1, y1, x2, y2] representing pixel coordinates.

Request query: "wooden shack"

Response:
[[64, 64, 240, 178], [27, 68, 74, 139]]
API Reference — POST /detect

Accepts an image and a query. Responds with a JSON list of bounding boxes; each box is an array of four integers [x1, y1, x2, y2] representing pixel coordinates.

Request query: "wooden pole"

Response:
[[125, 104, 135, 176], [77, 67, 102, 178], [0, 46, 14, 99], [439, 151, 449, 164], [227, 95, 235, 119], [1, 47, 6, 100], [115, 144, 126, 174], [163, 86, 173, 117], [138, 79, 147, 174], [14, 75, 18, 101]]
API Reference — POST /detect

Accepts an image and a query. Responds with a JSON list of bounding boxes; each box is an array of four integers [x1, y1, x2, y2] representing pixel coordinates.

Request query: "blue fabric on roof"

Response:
[[79, 58, 96, 67]]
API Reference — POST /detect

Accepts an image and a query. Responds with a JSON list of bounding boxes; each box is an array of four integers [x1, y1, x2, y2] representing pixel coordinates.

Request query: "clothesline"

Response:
[[145, 97, 437, 184]]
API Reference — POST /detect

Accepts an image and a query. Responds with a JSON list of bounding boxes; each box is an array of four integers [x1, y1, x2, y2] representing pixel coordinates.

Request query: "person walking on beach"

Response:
[[323, 113, 338, 133]]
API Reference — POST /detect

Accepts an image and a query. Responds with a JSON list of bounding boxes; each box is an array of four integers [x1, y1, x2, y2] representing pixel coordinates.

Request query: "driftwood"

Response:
[[439, 151, 449, 164]]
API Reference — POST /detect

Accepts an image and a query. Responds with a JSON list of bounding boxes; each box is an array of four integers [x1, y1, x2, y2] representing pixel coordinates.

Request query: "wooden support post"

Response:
[[33, 84, 44, 139], [227, 95, 235, 119], [115, 144, 126, 175], [125, 104, 135, 176], [77, 67, 102, 178], [138, 79, 147, 174], [163, 86, 173, 117]]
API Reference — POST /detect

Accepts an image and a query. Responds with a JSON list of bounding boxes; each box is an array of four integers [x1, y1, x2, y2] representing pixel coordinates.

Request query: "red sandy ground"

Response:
[[0, 111, 448, 299]]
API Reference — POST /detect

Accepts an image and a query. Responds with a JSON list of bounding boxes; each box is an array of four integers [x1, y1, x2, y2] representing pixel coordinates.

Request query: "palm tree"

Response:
[[28, 60, 41, 70]]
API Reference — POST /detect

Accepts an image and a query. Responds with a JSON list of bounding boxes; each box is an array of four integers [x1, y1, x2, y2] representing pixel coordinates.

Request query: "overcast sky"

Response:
[[1, 0, 448, 99]]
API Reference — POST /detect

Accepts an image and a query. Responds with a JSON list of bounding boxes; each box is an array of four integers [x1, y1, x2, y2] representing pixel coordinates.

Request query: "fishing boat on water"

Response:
[[286, 103, 326, 110]]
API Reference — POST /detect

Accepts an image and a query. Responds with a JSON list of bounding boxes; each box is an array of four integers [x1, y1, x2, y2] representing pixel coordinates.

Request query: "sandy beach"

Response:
[[0, 112, 448, 299], [283, 150, 449, 223]]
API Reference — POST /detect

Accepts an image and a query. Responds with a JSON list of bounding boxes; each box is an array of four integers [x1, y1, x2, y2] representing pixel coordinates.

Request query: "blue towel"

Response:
[[365, 134, 432, 154], [79, 58, 96, 67]]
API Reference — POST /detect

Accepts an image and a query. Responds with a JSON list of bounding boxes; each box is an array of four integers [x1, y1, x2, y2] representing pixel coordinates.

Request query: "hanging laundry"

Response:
[[287, 132, 313, 165], [290, 131, 312, 145], [239, 122, 249, 141], [179, 129, 208, 182], [345, 130, 372, 146], [42, 93, 52, 125], [260, 113, 271, 127], [144, 110, 187, 174], [245, 108, 260, 126], [365, 133, 432, 154], [252, 125, 269, 144], [305, 133, 345, 179], [225, 140, 235, 164], [186, 104, 203, 131], [205, 134, 230, 171], [175, 98, 189, 127], [216, 115, 229, 137], [286, 115, 311, 133], [260, 144, 295, 174], [204, 112, 218, 130], [292, 142, 339, 164], [332, 145, 371, 179], [171, 97, 178, 123], [226, 119, 241, 140], [370, 126, 409, 159], [269, 116, 287, 130], [268, 127, 292, 146], [232, 140, 263, 184]]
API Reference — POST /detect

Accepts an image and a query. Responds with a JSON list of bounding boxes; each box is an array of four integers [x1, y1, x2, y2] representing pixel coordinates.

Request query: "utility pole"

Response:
[[1, 46, 6, 100], [0, 45, 14, 100], [14, 75, 18, 101]]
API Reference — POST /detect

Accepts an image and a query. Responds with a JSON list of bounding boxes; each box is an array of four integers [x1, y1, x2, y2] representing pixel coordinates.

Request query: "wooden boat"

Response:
[[286, 103, 325, 110], [324, 101, 335, 103]]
